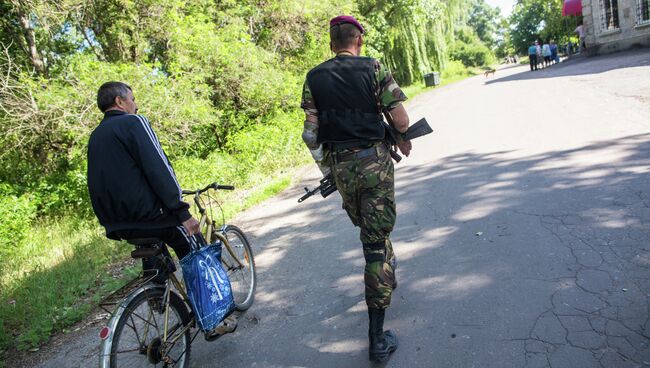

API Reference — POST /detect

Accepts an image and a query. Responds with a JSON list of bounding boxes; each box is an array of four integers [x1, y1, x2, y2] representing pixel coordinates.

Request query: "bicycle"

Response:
[[98, 183, 257, 368]]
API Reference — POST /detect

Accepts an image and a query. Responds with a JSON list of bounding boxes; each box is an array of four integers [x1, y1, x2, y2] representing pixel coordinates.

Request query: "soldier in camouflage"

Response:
[[300, 15, 412, 363]]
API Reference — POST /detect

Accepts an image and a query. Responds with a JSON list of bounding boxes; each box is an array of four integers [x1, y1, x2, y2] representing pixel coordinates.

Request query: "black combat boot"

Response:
[[368, 307, 398, 363]]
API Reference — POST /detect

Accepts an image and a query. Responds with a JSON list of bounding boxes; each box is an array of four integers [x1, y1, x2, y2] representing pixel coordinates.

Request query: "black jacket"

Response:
[[87, 110, 191, 239]]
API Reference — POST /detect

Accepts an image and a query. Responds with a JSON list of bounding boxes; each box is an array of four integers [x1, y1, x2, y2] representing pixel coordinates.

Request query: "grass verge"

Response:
[[0, 218, 128, 352]]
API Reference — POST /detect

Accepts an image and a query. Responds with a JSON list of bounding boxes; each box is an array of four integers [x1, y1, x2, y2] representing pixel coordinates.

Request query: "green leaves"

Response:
[[359, 0, 484, 85], [450, 26, 497, 67], [0, 193, 37, 270]]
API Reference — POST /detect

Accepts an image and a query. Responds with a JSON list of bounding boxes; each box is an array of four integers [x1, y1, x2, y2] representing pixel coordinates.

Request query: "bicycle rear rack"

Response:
[[98, 273, 159, 314]]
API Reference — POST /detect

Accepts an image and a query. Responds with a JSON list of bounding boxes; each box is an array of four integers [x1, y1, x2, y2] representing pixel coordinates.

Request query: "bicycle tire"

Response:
[[221, 225, 256, 311], [109, 287, 192, 368]]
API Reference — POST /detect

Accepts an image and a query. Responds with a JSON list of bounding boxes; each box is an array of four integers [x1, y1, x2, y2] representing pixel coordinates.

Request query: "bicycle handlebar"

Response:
[[181, 183, 235, 195]]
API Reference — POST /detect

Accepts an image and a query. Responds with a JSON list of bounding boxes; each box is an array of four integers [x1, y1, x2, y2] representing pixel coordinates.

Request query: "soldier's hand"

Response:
[[182, 217, 200, 235], [396, 140, 412, 157]]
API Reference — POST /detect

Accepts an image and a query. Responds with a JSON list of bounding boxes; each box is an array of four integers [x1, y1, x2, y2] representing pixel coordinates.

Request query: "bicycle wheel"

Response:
[[221, 225, 256, 311], [109, 287, 191, 368]]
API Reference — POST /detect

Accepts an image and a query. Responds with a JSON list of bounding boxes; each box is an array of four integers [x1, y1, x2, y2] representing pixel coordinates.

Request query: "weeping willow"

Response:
[[359, 0, 472, 84]]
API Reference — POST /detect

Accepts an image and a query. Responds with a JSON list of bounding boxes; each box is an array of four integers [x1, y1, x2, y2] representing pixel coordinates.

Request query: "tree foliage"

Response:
[[467, 0, 502, 49], [450, 26, 496, 67], [0, 0, 491, 221], [358, 0, 477, 85]]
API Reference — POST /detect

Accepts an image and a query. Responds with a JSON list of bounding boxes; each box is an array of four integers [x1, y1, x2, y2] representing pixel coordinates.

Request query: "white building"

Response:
[[582, 0, 650, 53]]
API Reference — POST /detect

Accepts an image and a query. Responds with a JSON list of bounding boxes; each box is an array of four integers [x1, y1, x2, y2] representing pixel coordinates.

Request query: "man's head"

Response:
[[97, 81, 138, 114], [329, 15, 364, 55]]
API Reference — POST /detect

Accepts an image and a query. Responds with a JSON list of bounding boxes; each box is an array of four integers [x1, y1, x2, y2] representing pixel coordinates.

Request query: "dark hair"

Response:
[[97, 81, 132, 112], [330, 23, 361, 50]]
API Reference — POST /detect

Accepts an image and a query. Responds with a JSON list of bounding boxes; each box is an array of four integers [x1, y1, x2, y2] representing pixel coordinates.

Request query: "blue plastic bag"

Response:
[[180, 240, 235, 332]]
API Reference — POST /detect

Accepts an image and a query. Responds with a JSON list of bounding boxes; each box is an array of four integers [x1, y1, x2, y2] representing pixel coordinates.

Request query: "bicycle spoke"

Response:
[[149, 303, 162, 336], [126, 306, 160, 331], [128, 313, 145, 348], [113, 347, 142, 354]]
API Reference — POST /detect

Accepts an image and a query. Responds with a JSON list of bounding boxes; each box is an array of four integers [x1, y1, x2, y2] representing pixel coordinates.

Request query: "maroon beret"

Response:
[[329, 15, 365, 34]]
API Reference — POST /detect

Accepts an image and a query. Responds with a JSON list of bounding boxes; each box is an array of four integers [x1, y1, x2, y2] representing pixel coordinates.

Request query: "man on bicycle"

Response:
[[301, 16, 411, 363], [87, 81, 199, 262]]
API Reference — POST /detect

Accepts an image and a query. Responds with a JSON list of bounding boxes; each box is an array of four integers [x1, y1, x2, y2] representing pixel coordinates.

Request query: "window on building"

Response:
[[599, 0, 620, 30], [637, 0, 650, 25]]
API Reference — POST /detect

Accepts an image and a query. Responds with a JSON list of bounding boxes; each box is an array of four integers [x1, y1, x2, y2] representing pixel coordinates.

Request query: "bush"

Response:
[[450, 27, 496, 67], [0, 192, 37, 270], [442, 60, 473, 79]]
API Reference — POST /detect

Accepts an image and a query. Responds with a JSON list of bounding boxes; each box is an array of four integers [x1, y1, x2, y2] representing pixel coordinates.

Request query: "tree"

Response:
[[358, 0, 472, 85], [508, 0, 565, 54], [467, 0, 502, 49]]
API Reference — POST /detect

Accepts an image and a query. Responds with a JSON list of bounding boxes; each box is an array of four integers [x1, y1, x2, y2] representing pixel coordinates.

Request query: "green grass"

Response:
[[0, 218, 131, 352], [240, 175, 292, 211]]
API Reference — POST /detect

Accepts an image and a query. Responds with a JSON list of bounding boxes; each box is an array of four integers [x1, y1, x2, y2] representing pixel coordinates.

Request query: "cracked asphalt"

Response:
[[32, 49, 650, 368]]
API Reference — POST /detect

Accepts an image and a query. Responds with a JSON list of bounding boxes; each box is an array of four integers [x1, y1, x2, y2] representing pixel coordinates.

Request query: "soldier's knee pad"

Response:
[[363, 240, 386, 263]]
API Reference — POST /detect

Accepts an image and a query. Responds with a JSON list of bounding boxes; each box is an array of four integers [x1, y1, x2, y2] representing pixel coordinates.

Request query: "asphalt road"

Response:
[[35, 49, 650, 368]]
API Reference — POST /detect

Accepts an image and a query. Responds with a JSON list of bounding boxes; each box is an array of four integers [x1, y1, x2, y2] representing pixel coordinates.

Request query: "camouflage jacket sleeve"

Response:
[[300, 80, 328, 173], [374, 60, 407, 110]]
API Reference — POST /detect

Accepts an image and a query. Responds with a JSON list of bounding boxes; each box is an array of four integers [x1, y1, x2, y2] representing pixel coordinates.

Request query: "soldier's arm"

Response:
[[375, 60, 409, 133], [385, 105, 409, 133], [375, 60, 412, 156], [300, 81, 330, 175]]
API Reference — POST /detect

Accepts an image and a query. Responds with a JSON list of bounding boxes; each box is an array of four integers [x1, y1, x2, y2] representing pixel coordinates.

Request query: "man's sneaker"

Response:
[[204, 315, 238, 341]]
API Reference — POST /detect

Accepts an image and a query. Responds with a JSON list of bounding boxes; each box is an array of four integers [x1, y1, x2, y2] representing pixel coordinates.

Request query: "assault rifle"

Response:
[[297, 117, 432, 203], [297, 172, 337, 203]]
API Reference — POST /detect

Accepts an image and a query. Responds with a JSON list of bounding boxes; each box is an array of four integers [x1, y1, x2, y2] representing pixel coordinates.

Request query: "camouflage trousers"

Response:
[[331, 143, 397, 310]]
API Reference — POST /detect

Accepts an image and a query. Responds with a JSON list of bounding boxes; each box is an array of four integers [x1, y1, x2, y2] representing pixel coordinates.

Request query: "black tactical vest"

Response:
[[306, 56, 385, 148]]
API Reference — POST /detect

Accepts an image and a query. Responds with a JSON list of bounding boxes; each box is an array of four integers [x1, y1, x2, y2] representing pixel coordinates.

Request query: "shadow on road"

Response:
[[222, 132, 650, 367], [486, 48, 650, 85]]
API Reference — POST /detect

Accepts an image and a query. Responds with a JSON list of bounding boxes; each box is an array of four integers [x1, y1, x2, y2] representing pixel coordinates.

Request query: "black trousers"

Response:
[[529, 55, 538, 71], [115, 226, 196, 261]]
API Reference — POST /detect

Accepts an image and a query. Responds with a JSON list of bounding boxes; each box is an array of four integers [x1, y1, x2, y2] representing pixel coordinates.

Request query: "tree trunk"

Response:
[[17, 9, 46, 75]]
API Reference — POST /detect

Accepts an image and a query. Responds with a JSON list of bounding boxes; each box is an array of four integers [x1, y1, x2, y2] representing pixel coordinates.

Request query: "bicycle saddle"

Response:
[[127, 238, 162, 259]]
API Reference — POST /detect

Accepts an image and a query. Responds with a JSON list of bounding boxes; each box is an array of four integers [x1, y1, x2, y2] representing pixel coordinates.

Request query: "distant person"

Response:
[[542, 42, 551, 67], [574, 22, 586, 53], [528, 43, 538, 71], [550, 40, 559, 64], [535, 41, 543, 69]]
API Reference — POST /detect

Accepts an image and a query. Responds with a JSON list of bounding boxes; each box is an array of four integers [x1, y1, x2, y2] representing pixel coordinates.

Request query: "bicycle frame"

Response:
[[196, 197, 245, 270]]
